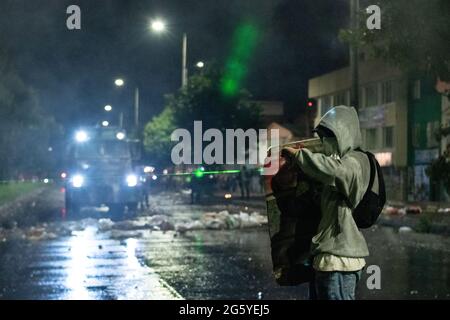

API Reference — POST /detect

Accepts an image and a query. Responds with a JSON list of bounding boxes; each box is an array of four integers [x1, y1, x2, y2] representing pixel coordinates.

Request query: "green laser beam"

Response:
[[164, 169, 242, 177]]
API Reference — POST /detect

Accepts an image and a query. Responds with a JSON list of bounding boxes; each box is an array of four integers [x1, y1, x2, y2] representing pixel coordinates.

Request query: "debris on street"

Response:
[[175, 210, 268, 232], [399, 226, 414, 233]]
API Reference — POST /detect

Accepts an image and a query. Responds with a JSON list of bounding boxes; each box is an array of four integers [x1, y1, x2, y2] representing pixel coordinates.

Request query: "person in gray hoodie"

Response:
[[282, 105, 370, 300]]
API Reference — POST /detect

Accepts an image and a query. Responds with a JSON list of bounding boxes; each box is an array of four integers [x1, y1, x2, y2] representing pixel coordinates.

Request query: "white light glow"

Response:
[[65, 227, 96, 300], [126, 174, 138, 187], [114, 79, 124, 87], [151, 20, 166, 32], [144, 166, 154, 173], [104, 105, 112, 112], [75, 131, 89, 143], [116, 132, 125, 140], [72, 174, 84, 188]]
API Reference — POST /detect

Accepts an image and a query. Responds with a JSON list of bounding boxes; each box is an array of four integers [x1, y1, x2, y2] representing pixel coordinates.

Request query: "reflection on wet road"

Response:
[[141, 229, 310, 300], [0, 225, 182, 300]]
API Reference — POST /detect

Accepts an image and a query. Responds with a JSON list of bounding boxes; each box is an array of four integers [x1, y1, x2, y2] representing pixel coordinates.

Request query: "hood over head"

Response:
[[314, 105, 362, 156]]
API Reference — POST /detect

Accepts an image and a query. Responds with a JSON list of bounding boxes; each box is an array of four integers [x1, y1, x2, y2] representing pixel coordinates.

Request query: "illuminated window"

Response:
[[320, 95, 332, 116], [334, 90, 349, 106], [374, 152, 392, 167]]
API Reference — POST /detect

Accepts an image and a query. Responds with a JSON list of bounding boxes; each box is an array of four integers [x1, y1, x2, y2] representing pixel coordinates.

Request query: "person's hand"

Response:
[[281, 147, 299, 161]]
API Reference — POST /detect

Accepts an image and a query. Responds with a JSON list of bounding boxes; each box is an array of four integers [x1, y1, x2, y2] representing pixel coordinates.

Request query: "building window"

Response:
[[366, 128, 378, 150], [334, 90, 349, 106], [413, 80, 421, 100], [426, 121, 440, 148], [320, 95, 332, 116], [383, 126, 394, 148], [382, 81, 395, 104], [364, 83, 378, 107]]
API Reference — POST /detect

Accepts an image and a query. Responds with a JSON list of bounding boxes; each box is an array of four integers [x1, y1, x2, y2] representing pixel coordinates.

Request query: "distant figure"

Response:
[[189, 176, 202, 204], [238, 165, 250, 199]]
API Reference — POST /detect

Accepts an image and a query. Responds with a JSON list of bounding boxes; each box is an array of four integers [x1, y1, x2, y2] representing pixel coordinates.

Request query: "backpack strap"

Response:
[[364, 151, 376, 194], [341, 149, 375, 208]]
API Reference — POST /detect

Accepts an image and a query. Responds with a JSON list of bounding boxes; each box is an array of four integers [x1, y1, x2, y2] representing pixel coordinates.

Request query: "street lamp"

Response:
[[150, 19, 188, 87], [150, 19, 166, 33], [114, 78, 124, 87], [104, 105, 112, 112], [196, 61, 205, 68], [102, 120, 109, 127]]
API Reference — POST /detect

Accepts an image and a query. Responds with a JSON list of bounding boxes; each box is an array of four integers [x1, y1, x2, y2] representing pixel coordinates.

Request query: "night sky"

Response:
[[0, 0, 349, 130]]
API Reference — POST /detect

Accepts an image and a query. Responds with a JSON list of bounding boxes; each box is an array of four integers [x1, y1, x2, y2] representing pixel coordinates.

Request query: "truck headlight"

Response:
[[116, 132, 126, 140], [72, 174, 84, 188], [126, 174, 138, 187]]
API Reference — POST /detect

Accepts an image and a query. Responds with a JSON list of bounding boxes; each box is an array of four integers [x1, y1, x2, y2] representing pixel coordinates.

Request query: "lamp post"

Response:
[[182, 32, 188, 87], [350, 0, 360, 110], [150, 19, 188, 87], [114, 78, 139, 131]]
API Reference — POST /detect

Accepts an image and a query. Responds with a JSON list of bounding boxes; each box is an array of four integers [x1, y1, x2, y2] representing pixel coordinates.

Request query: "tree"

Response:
[[341, 0, 450, 81], [143, 66, 262, 166], [0, 47, 59, 180], [143, 107, 177, 166]]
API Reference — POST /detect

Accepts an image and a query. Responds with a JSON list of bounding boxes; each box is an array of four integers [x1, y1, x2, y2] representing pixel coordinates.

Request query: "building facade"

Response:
[[407, 77, 442, 201]]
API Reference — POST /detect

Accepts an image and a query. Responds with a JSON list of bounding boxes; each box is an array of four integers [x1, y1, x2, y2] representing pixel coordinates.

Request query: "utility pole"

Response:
[[134, 87, 139, 129], [119, 112, 124, 129], [350, 0, 360, 110], [182, 33, 188, 87]]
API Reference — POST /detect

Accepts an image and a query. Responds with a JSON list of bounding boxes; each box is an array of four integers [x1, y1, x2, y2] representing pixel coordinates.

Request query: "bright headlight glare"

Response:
[[116, 132, 126, 140], [126, 174, 138, 187], [75, 130, 88, 142], [72, 175, 84, 188]]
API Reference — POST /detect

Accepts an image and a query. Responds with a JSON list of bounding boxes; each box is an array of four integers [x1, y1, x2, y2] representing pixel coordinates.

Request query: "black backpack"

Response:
[[352, 150, 386, 229]]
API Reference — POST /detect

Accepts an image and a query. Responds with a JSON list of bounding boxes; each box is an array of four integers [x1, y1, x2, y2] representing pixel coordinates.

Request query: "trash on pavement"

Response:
[[437, 207, 450, 213], [175, 210, 267, 232], [98, 218, 115, 231], [398, 226, 413, 233]]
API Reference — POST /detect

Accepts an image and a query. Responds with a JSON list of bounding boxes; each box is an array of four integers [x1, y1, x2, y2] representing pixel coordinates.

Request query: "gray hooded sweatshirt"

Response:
[[294, 106, 370, 258]]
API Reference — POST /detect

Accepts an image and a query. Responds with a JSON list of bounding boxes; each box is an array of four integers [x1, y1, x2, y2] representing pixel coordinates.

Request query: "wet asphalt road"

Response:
[[0, 189, 449, 300], [0, 226, 181, 300]]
